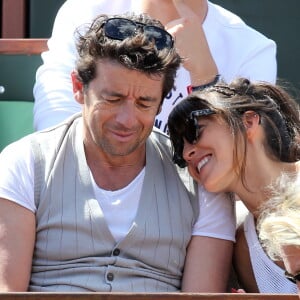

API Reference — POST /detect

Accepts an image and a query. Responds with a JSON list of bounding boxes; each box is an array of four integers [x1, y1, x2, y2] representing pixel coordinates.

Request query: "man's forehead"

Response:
[[93, 59, 164, 91], [96, 58, 162, 77]]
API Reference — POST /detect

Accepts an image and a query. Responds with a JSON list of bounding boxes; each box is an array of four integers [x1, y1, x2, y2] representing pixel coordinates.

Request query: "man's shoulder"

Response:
[[208, 1, 245, 26], [151, 127, 170, 142], [149, 127, 172, 150], [207, 2, 275, 42], [34, 113, 81, 140]]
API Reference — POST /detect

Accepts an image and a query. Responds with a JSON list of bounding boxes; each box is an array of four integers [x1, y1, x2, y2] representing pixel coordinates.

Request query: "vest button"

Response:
[[107, 273, 114, 281], [113, 248, 120, 256]]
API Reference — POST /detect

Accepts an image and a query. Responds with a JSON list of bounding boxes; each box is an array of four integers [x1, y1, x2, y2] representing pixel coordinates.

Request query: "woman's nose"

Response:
[[182, 142, 197, 162]]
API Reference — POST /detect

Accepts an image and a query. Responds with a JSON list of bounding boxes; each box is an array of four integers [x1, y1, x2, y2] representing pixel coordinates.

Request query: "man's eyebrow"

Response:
[[139, 96, 158, 102], [101, 89, 125, 98], [101, 89, 158, 102]]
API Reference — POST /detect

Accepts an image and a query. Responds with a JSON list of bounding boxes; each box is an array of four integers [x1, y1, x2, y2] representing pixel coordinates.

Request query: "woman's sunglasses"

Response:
[[102, 17, 174, 50], [184, 108, 216, 144], [172, 108, 216, 168], [285, 270, 300, 284]]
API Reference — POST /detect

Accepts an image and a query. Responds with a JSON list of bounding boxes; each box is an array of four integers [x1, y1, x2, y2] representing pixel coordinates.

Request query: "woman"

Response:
[[167, 77, 300, 293]]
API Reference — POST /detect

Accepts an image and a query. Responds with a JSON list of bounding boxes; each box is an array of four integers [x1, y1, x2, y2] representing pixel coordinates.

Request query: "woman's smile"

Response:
[[197, 154, 211, 173]]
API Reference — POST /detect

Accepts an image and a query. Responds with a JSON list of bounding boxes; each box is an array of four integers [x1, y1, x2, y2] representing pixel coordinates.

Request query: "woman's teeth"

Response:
[[197, 156, 210, 172]]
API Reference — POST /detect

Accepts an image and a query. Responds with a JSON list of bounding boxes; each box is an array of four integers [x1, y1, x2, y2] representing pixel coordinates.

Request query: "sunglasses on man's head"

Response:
[[184, 108, 216, 144], [285, 271, 300, 284], [102, 17, 174, 50]]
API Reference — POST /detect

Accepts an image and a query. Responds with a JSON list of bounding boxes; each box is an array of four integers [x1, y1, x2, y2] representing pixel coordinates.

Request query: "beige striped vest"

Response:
[[29, 114, 198, 292]]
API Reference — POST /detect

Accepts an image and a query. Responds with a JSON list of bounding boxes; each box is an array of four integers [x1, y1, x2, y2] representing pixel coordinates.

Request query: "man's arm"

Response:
[[0, 198, 35, 291], [181, 235, 233, 292]]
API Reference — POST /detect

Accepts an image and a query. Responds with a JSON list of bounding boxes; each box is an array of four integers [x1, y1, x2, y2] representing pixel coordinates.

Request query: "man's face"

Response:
[[80, 59, 163, 158]]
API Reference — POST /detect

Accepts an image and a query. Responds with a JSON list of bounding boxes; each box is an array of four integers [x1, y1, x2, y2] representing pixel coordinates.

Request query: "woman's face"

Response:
[[182, 115, 240, 193]]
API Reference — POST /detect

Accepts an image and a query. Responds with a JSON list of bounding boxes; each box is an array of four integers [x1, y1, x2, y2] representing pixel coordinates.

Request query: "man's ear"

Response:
[[242, 110, 260, 141], [71, 70, 84, 104]]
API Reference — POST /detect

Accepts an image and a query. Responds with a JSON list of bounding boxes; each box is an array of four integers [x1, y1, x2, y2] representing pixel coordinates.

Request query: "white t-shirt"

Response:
[[33, 0, 277, 131], [0, 136, 235, 243]]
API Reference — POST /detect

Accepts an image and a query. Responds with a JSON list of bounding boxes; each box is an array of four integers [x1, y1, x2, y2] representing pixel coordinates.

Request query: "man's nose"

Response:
[[115, 102, 137, 127]]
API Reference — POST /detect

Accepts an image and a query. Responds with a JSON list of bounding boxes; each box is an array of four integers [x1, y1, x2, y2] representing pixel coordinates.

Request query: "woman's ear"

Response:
[[71, 70, 84, 104], [242, 110, 260, 141]]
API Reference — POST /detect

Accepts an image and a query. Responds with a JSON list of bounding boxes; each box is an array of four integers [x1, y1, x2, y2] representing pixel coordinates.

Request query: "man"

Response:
[[0, 13, 235, 292]]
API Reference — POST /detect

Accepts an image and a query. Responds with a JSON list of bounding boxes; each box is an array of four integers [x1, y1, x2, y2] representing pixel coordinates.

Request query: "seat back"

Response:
[[0, 101, 34, 151], [0, 39, 47, 151], [0, 54, 42, 102], [1, 0, 66, 38], [29, 0, 66, 38]]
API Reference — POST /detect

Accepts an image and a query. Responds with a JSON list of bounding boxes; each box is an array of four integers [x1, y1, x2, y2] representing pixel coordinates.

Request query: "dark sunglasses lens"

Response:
[[185, 118, 198, 144], [144, 26, 173, 50], [184, 109, 216, 144], [105, 18, 136, 40], [104, 18, 173, 50]]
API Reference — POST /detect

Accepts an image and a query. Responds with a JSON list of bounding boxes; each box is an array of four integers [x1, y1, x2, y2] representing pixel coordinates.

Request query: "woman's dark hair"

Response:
[[168, 78, 300, 188], [74, 12, 181, 104]]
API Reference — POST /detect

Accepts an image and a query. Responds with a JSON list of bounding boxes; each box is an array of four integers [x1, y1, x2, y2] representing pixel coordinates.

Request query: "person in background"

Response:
[[0, 12, 235, 292], [33, 0, 277, 132], [167, 77, 300, 293], [258, 173, 300, 298]]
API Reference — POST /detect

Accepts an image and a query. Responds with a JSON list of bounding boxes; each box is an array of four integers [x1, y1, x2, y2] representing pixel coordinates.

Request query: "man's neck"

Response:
[[90, 161, 145, 191], [85, 143, 146, 191]]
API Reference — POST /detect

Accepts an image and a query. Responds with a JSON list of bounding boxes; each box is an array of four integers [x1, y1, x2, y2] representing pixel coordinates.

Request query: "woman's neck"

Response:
[[235, 160, 299, 218]]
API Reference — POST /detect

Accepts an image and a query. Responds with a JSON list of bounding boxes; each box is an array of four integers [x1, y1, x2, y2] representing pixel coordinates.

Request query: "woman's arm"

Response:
[[182, 235, 233, 292]]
